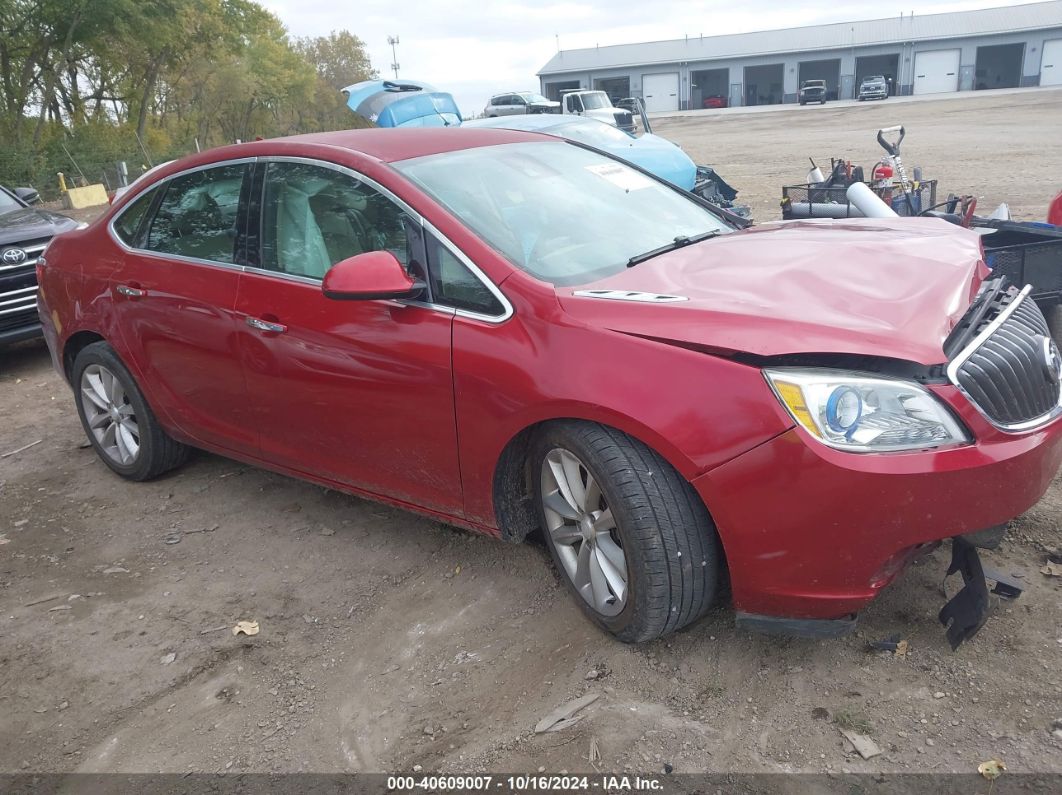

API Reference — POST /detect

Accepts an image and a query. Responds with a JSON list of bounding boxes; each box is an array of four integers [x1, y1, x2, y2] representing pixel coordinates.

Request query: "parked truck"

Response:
[[559, 90, 635, 133]]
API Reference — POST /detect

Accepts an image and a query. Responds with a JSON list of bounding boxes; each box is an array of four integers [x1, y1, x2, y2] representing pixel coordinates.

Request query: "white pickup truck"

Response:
[[560, 90, 635, 133]]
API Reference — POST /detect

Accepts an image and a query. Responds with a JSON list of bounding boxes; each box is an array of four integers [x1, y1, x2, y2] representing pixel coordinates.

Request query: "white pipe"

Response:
[[787, 203, 863, 219], [846, 181, 898, 218]]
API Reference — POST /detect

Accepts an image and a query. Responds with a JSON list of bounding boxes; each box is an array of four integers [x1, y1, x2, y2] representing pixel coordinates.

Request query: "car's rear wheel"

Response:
[[532, 421, 719, 642], [73, 341, 189, 481]]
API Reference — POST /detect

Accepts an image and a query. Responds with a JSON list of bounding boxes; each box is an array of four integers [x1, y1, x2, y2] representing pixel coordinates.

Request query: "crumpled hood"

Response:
[[558, 218, 987, 365]]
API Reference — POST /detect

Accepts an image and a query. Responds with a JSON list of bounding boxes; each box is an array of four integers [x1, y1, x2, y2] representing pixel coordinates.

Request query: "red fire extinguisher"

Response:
[[872, 160, 894, 206]]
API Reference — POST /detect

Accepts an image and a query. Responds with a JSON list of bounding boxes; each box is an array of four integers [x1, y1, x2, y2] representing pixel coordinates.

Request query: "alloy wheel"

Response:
[[541, 448, 628, 616], [80, 364, 140, 466]]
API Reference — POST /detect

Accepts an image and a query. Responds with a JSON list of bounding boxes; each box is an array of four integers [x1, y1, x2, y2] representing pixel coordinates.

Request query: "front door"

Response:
[[109, 161, 256, 454], [235, 159, 461, 514]]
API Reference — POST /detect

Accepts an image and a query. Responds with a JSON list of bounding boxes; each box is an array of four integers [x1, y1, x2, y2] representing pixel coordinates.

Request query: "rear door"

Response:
[[109, 161, 256, 454], [234, 158, 462, 513]]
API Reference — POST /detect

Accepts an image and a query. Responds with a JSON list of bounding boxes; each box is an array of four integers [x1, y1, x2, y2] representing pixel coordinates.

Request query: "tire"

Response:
[[532, 421, 720, 643], [72, 341, 189, 481]]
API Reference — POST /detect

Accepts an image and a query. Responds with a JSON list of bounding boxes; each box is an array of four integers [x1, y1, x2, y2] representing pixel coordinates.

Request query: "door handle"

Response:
[[116, 284, 146, 298], [245, 316, 287, 334]]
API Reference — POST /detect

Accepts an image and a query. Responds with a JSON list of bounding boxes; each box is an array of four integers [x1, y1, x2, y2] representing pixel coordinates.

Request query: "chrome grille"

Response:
[[947, 286, 1062, 431]]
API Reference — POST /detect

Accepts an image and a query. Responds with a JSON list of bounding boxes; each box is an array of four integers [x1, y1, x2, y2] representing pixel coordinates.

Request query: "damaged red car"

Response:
[[37, 129, 1062, 645]]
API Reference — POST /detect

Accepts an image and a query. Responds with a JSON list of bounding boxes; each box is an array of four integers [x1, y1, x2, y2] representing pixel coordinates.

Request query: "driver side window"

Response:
[[259, 161, 415, 281]]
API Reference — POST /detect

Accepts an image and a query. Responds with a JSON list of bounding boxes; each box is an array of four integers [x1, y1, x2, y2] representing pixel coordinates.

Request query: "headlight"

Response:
[[764, 369, 970, 453]]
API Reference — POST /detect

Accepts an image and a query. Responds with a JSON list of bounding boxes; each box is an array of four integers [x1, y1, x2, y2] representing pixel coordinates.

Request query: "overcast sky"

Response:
[[264, 0, 1014, 115]]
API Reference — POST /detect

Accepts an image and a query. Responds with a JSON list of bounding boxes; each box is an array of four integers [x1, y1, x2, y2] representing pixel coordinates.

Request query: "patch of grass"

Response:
[[832, 709, 873, 735]]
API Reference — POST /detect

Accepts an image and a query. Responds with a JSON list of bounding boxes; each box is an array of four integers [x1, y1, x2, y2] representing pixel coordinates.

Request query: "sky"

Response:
[[263, 0, 1019, 115]]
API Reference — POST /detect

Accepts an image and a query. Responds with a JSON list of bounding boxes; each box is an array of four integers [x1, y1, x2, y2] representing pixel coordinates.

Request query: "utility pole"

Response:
[[387, 35, 400, 79]]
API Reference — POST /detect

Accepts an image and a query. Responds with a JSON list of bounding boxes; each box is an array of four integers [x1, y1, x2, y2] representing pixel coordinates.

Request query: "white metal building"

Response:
[[537, 1, 1062, 111]]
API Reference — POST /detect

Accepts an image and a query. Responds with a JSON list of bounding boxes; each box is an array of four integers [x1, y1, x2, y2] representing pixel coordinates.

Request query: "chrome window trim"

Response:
[[106, 156, 258, 258], [112, 247, 246, 274], [103, 152, 514, 324], [946, 284, 1062, 433], [421, 218, 514, 324], [247, 157, 513, 323], [240, 265, 320, 287], [257, 155, 421, 220]]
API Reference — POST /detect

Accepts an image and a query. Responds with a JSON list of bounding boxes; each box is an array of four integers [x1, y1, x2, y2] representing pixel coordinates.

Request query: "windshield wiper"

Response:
[[626, 230, 720, 268]]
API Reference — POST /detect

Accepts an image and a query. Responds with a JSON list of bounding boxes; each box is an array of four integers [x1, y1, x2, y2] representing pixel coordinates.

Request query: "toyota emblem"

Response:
[[1043, 336, 1062, 385], [1, 247, 27, 265]]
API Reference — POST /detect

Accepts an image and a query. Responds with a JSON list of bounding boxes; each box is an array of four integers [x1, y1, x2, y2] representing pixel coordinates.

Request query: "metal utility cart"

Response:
[[977, 219, 1062, 339], [781, 180, 937, 219]]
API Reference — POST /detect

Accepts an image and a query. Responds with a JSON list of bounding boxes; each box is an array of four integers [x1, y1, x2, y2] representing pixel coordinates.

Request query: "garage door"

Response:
[[642, 72, 679, 112], [913, 49, 960, 94], [1042, 38, 1062, 86]]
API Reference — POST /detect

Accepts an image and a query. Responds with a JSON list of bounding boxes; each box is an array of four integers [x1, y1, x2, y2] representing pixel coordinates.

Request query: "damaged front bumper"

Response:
[[694, 404, 1062, 648], [735, 528, 1023, 649]]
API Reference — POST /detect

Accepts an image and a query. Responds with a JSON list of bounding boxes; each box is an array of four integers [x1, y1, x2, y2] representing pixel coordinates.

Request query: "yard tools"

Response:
[[876, 125, 918, 214]]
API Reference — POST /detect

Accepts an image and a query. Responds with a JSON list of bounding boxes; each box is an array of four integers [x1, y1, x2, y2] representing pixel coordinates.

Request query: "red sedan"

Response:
[[37, 128, 1062, 644]]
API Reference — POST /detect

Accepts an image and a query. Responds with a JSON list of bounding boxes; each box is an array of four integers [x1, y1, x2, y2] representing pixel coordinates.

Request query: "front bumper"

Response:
[[860, 90, 888, 100], [693, 388, 1062, 621], [0, 319, 42, 345]]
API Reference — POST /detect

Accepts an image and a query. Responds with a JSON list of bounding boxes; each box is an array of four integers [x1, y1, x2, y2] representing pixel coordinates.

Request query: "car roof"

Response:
[[159, 128, 558, 174], [106, 127, 564, 215]]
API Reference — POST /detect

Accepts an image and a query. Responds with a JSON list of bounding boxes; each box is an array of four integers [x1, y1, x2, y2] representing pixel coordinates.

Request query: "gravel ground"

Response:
[[1, 89, 1061, 780], [655, 86, 1062, 222]]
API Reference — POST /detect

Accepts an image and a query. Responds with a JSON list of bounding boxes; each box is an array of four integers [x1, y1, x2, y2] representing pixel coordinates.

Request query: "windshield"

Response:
[[580, 92, 611, 110], [0, 189, 23, 214], [518, 92, 550, 104], [395, 142, 730, 286]]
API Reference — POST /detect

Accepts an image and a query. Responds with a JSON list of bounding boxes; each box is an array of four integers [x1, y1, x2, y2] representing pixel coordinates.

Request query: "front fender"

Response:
[[453, 304, 793, 527]]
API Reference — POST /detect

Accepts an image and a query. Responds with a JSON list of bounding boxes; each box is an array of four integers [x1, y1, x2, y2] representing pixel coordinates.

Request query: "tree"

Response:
[[0, 0, 376, 195]]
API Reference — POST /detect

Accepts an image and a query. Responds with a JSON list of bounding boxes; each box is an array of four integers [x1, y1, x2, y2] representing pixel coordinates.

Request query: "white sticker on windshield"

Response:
[[584, 163, 653, 191]]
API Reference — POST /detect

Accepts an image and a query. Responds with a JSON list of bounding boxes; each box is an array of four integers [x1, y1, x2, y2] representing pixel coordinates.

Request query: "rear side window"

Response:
[[145, 164, 248, 263], [112, 187, 158, 247]]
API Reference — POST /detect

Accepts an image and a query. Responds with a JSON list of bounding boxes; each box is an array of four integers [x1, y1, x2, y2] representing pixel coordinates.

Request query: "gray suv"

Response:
[[484, 92, 560, 117]]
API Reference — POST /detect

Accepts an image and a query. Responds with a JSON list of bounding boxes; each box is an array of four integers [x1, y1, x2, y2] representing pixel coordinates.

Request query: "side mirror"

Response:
[[322, 251, 425, 301], [14, 187, 40, 205]]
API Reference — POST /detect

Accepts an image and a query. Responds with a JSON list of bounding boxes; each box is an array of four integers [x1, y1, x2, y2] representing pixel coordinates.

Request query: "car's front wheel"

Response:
[[533, 421, 719, 642], [72, 341, 189, 481]]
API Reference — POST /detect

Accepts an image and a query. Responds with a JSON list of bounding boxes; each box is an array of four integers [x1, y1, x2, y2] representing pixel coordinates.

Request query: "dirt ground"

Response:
[[2, 90, 1062, 780], [656, 87, 1062, 222]]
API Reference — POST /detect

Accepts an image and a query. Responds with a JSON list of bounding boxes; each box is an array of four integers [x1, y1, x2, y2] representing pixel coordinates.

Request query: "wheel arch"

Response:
[[62, 330, 106, 382], [491, 415, 711, 544]]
